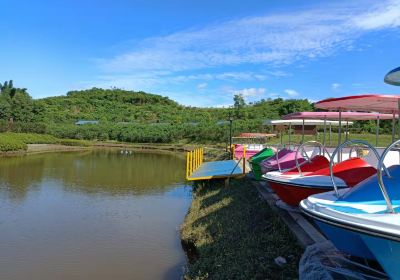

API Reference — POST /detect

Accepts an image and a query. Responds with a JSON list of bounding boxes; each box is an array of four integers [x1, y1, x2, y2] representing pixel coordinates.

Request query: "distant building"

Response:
[[75, 120, 99, 125]]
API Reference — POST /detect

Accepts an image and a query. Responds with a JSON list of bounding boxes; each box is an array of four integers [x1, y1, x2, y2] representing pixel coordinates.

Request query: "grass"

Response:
[[0, 132, 93, 152], [3, 132, 59, 144], [0, 134, 27, 151], [181, 178, 302, 280]]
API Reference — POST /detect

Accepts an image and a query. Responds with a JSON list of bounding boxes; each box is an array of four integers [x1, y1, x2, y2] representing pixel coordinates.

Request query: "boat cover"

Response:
[[260, 148, 305, 173]]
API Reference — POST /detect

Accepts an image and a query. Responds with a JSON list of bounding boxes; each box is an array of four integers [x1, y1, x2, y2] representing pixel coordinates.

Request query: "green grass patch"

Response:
[[2, 132, 59, 144], [181, 178, 302, 279], [0, 132, 93, 152], [0, 135, 27, 151]]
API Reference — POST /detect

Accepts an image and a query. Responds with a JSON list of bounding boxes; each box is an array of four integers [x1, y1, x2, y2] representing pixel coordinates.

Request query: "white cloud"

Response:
[[85, 0, 400, 106], [99, 0, 400, 75], [284, 89, 299, 97], [351, 0, 400, 30], [331, 83, 341, 90], [197, 82, 208, 90], [232, 88, 266, 97]]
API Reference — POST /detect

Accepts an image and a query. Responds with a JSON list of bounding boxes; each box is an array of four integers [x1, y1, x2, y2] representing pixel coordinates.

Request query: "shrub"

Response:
[[2, 132, 58, 144], [0, 135, 27, 151]]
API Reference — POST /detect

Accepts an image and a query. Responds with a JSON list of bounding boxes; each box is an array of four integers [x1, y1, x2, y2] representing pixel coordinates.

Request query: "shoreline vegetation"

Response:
[[0, 132, 92, 154]]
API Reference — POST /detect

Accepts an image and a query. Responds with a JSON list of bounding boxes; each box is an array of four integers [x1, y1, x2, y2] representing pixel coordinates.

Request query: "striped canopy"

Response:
[[315, 94, 400, 113], [283, 111, 396, 120]]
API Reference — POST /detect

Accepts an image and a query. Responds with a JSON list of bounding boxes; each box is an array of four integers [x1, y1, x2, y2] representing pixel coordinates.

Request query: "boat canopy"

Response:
[[315, 94, 400, 113], [263, 119, 352, 126], [384, 66, 400, 86], [283, 111, 396, 120]]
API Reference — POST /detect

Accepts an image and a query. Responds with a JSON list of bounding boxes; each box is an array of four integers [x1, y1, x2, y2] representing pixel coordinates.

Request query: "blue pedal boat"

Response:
[[301, 139, 400, 279]]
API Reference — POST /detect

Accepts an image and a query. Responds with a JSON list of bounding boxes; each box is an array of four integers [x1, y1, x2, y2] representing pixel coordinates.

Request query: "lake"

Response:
[[0, 149, 191, 280]]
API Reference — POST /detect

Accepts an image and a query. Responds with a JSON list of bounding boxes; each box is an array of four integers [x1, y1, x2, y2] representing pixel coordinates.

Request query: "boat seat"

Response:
[[313, 158, 376, 187], [283, 155, 330, 175]]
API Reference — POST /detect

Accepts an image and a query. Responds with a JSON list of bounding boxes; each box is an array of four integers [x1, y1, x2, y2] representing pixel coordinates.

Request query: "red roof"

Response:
[[315, 94, 400, 113], [283, 111, 396, 120]]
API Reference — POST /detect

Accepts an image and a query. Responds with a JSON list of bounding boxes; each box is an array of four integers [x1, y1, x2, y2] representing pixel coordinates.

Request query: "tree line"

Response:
[[0, 80, 392, 143]]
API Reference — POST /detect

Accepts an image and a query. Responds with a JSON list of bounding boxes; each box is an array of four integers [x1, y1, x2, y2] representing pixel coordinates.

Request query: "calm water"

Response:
[[0, 149, 191, 280]]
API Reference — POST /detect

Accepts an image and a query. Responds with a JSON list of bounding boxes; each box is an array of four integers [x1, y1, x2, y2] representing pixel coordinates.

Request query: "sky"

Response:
[[0, 0, 399, 107]]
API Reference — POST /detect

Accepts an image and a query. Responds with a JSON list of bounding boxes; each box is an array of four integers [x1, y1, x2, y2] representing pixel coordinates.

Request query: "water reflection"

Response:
[[0, 149, 187, 199], [0, 150, 191, 280]]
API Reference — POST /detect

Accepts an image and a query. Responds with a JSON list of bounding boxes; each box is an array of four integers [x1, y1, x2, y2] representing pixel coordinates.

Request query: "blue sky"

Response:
[[0, 0, 399, 107]]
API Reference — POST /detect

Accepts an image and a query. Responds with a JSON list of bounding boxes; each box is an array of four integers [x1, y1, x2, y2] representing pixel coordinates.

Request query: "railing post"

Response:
[[196, 149, 200, 169], [243, 146, 246, 174], [186, 152, 190, 179], [194, 149, 196, 170], [193, 150, 195, 170], [190, 151, 193, 175], [196, 149, 199, 168]]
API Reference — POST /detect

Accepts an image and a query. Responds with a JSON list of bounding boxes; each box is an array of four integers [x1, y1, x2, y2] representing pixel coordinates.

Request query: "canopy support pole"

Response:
[[345, 120, 349, 141], [301, 119, 305, 144], [338, 110, 342, 162], [288, 123, 292, 144], [376, 116, 380, 147], [323, 117, 327, 156], [392, 111, 396, 142], [398, 100, 400, 139], [329, 123, 332, 146]]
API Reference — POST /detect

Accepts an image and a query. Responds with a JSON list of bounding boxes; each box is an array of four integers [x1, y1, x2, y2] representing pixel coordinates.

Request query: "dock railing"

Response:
[[186, 147, 204, 180]]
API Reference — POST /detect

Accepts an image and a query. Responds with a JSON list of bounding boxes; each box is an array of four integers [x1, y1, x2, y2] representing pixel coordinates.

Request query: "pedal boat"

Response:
[[300, 140, 400, 278], [260, 147, 305, 174], [263, 141, 377, 206]]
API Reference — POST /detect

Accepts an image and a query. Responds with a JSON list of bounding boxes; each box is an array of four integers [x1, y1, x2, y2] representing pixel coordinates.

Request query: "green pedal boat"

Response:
[[248, 147, 275, 180]]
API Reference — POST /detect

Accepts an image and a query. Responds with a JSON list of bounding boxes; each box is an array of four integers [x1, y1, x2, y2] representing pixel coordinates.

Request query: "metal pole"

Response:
[[398, 99, 400, 139], [392, 111, 395, 142], [229, 114, 233, 159], [323, 117, 327, 155], [288, 123, 292, 144], [329, 123, 332, 146], [338, 110, 342, 146], [301, 118, 305, 144], [338, 110, 342, 162], [376, 116, 380, 147], [345, 120, 349, 141]]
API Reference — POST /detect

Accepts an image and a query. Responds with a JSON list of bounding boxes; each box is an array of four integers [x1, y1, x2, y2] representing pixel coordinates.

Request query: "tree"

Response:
[[233, 94, 246, 118], [0, 80, 33, 123]]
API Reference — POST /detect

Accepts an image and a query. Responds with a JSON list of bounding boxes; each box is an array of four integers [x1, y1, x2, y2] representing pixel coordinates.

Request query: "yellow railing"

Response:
[[186, 147, 204, 180]]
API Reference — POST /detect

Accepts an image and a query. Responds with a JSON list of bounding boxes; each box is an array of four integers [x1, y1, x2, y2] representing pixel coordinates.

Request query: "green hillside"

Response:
[[34, 87, 312, 125], [0, 81, 389, 143]]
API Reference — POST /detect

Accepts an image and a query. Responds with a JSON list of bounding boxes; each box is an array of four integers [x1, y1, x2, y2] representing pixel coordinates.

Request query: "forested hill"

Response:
[[34, 87, 313, 124], [36, 88, 184, 123], [0, 82, 319, 142]]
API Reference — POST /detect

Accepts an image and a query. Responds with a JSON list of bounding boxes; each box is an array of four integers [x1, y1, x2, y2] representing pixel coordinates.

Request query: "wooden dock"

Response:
[[186, 147, 246, 181]]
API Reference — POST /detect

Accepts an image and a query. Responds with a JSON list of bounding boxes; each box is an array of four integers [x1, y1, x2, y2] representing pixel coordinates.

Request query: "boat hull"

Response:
[[267, 180, 332, 206], [315, 220, 376, 260], [360, 233, 400, 279]]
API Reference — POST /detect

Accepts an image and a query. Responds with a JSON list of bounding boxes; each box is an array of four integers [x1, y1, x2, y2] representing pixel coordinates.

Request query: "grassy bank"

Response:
[[181, 178, 302, 279], [0, 132, 92, 152]]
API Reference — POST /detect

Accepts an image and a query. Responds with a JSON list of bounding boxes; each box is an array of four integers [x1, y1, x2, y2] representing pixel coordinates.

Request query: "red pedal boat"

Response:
[[263, 142, 377, 206]]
